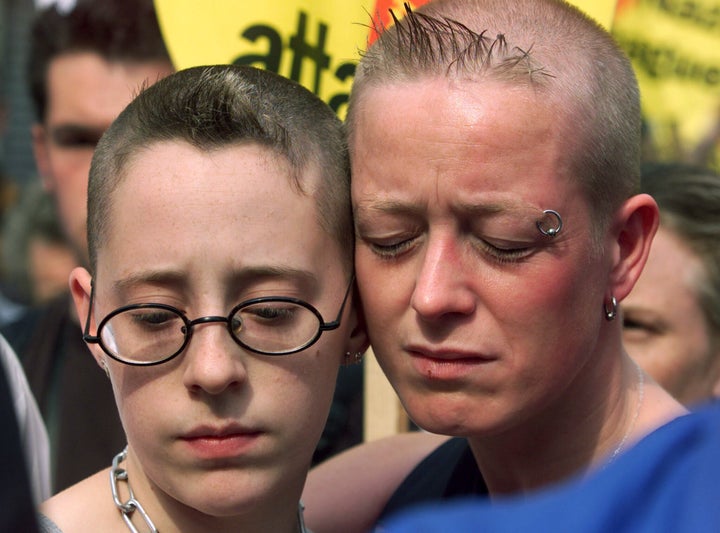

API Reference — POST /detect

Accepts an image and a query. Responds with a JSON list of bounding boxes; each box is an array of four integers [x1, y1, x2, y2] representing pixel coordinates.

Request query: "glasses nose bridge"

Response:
[[186, 314, 231, 333]]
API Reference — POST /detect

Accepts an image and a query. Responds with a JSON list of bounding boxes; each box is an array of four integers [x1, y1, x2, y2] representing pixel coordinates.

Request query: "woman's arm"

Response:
[[303, 431, 449, 533]]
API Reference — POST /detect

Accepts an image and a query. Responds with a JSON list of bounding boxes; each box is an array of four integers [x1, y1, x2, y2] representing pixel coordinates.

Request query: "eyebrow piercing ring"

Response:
[[536, 209, 563, 237]]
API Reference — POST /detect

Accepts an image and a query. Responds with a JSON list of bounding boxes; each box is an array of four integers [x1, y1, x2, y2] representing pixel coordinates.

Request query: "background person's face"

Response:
[[78, 141, 354, 520], [352, 78, 612, 437], [32, 52, 173, 265], [622, 226, 720, 405]]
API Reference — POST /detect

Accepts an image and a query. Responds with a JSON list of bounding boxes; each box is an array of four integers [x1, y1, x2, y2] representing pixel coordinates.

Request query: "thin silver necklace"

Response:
[[110, 447, 309, 532], [606, 361, 645, 465]]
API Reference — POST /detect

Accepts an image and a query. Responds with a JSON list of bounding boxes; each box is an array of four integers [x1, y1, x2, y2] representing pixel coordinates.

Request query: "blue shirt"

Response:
[[381, 402, 720, 533]]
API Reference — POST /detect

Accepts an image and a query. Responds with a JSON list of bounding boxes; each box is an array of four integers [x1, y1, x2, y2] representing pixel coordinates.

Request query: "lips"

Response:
[[405, 345, 496, 380], [406, 344, 496, 362], [182, 423, 259, 440], [180, 424, 263, 459]]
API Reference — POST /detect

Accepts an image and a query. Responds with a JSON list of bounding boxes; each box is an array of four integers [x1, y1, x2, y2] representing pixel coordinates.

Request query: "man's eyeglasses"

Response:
[[82, 278, 354, 366]]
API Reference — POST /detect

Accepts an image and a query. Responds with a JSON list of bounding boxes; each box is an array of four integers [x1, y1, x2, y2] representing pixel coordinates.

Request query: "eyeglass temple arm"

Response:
[[320, 275, 355, 332], [82, 281, 101, 344]]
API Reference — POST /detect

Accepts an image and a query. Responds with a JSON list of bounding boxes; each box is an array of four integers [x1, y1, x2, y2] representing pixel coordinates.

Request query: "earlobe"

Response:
[[608, 193, 660, 302]]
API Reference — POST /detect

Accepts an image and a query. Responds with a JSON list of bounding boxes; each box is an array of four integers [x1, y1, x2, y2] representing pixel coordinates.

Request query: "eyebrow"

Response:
[[354, 197, 538, 217], [354, 199, 424, 218], [110, 266, 320, 295]]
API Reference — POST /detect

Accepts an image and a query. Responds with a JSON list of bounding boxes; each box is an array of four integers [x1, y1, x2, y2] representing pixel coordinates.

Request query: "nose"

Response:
[[411, 233, 477, 320], [182, 318, 247, 395]]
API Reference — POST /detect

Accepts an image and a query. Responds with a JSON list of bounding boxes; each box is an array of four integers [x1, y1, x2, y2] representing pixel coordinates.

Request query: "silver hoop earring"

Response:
[[604, 296, 618, 321], [536, 209, 563, 238], [345, 351, 364, 365]]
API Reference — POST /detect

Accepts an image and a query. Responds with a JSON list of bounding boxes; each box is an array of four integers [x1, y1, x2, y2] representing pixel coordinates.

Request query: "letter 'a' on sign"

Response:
[[154, 0, 430, 117], [154, 0, 614, 117]]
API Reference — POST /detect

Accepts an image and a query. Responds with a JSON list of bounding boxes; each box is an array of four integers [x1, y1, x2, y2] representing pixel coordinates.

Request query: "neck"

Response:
[[467, 353, 645, 496]]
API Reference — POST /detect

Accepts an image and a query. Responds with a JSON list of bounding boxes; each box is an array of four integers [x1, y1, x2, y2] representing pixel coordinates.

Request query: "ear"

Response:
[[31, 124, 53, 191], [607, 193, 659, 302], [345, 284, 370, 361], [69, 266, 105, 368]]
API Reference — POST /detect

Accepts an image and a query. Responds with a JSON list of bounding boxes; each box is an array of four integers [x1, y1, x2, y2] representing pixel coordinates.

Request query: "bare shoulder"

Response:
[[40, 469, 120, 533], [303, 432, 450, 533]]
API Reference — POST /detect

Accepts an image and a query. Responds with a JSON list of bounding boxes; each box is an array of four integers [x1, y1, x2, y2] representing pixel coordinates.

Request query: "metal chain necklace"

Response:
[[110, 447, 309, 532]]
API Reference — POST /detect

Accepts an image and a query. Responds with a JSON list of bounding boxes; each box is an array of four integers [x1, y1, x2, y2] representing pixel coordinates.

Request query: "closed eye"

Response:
[[246, 305, 297, 323], [365, 236, 418, 259], [475, 239, 533, 263], [131, 309, 178, 326]]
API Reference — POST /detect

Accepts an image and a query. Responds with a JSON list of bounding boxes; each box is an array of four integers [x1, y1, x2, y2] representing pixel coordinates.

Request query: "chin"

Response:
[[403, 399, 469, 437], [403, 393, 503, 438], [411, 415, 473, 437], [180, 487, 268, 518], [172, 470, 290, 518]]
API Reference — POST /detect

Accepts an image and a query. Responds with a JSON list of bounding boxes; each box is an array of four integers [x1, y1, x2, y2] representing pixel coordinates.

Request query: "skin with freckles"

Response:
[[41, 141, 366, 533]]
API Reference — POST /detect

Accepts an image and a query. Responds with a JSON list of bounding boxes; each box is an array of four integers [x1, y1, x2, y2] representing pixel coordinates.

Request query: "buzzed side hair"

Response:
[[87, 65, 351, 273]]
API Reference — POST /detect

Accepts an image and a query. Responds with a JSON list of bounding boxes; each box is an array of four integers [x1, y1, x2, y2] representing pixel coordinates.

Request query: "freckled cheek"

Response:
[[356, 258, 412, 315], [299, 363, 340, 405], [110, 369, 175, 435], [267, 348, 340, 398]]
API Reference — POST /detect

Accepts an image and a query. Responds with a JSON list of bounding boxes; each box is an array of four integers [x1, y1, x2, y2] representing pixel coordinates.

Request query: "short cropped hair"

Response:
[[347, 0, 641, 229], [28, 0, 172, 121], [641, 163, 720, 343], [87, 65, 351, 273]]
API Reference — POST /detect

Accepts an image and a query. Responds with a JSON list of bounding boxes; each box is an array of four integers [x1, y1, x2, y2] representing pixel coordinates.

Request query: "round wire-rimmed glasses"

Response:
[[82, 277, 354, 366]]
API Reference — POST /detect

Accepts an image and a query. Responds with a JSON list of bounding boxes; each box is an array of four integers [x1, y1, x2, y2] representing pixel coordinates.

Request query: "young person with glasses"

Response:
[[37, 64, 367, 533]]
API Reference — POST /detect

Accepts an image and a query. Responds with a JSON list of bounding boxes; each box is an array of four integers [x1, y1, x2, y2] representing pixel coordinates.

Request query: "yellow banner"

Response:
[[572, 0, 616, 28], [613, 0, 720, 167], [155, 1, 431, 116], [155, 0, 613, 117]]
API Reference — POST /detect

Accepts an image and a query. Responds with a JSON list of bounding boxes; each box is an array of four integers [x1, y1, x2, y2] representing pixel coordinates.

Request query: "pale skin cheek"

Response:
[[110, 372, 173, 441], [117, 400, 161, 447]]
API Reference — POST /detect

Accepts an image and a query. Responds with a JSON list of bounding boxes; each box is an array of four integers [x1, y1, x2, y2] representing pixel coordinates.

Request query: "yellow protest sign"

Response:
[[154, 1, 430, 115], [613, 0, 720, 166], [155, 0, 614, 115], [569, 0, 617, 28]]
